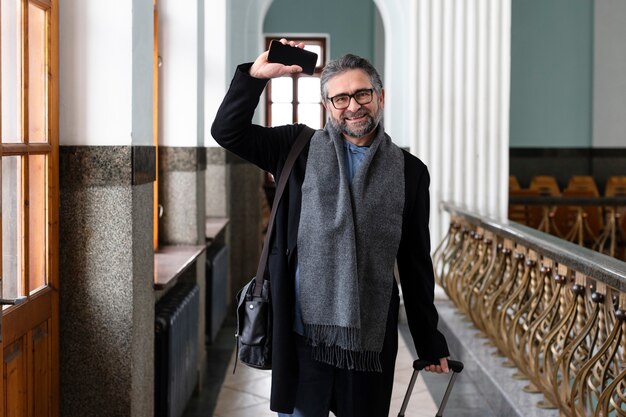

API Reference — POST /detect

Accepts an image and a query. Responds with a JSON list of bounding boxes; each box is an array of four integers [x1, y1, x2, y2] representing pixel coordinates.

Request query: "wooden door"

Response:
[[1, 157, 4, 417], [1, 0, 59, 416]]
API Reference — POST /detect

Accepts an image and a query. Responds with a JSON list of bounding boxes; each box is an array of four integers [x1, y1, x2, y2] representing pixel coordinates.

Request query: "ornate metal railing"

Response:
[[508, 196, 626, 260], [436, 202, 626, 417]]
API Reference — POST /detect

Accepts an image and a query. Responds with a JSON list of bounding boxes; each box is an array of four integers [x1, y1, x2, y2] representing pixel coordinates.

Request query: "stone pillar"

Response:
[[158, 146, 207, 387], [206, 148, 230, 219], [59, 146, 155, 417], [158, 147, 206, 245], [205, 146, 263, 301], [58, 0, 155, 415]]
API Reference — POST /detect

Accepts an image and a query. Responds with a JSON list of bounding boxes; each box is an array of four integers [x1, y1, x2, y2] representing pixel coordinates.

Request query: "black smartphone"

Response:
[[267, 40, 318, 75]]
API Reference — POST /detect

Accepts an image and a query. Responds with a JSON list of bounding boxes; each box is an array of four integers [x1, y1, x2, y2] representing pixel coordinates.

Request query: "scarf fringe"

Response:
[[304, 323, 360, 350], [311, 344, 383, 372], [303, 323, 383, 372]]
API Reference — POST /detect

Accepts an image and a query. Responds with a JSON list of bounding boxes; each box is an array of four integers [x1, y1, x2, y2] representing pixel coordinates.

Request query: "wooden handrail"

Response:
[[508, 196, 626, 206]]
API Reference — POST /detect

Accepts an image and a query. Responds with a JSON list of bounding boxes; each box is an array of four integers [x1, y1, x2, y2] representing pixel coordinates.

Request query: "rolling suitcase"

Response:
[[397, 359, 464, 417]]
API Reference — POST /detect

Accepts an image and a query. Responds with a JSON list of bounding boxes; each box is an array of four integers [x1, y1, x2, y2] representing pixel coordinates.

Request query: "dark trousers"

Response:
[[279, 292, 399, 417]]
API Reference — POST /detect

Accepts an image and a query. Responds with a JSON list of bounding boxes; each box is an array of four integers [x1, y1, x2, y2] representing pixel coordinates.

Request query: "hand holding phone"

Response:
[[267, 40, 318, 75]]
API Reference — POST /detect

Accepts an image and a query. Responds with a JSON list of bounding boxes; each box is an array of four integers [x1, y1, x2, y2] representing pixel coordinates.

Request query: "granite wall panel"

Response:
[[205, 147, 229, 218], [59, 146, 154, 417], [158, 147, 206, 245]]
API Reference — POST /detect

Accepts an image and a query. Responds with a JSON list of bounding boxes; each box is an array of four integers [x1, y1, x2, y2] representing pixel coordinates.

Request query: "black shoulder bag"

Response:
[[235, 126, 315, 371]]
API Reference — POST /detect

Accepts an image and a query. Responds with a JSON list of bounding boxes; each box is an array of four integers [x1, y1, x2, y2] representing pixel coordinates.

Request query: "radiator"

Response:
[[155, 282, 199, 417], [206, 244, 229, 343]]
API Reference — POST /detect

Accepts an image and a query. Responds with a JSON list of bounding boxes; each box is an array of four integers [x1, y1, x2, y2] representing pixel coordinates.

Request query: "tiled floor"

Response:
[[210, 331, 439, 417], [183, 297, 490, 417]]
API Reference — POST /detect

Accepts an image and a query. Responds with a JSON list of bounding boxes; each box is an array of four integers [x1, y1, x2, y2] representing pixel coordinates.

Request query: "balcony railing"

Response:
[[508, 196, 626, 261], [436, 202, 626, 417]]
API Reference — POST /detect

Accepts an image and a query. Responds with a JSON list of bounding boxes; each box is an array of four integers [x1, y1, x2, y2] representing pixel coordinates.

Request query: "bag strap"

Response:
[[253, 125, 315, 297]]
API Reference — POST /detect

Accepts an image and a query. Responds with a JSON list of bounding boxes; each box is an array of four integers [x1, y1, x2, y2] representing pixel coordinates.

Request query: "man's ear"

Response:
[[379, 89, 385, 108]]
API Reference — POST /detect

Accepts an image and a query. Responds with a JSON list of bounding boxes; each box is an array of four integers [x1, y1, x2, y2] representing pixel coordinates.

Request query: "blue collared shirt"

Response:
[[293, 140, 370, 334]]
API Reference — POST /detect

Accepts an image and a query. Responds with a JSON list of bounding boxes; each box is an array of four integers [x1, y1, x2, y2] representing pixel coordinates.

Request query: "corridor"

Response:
[[3, 1, 625, 416]]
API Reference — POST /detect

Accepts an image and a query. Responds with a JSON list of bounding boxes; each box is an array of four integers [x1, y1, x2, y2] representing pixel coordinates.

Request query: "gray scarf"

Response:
[[297, 122, 405, 371]]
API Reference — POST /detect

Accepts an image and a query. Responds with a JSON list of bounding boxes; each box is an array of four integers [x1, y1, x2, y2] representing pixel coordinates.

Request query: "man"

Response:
[[211, 39, 449, 417]]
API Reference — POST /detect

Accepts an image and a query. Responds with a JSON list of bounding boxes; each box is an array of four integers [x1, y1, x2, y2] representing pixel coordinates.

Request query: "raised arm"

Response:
[[210, 40, 306, 175]]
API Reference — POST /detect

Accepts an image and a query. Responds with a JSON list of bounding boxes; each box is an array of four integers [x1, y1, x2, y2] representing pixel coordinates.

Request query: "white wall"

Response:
[[226, 0, 274, 78], [60, 0, 134, 146], [226, 0, 274, 126], [158, 0, 201, 147], [373, 0, 413, 149], [132, 0, 155, 146], [205, 0, 227, 147], [593, 0, 626, 148]]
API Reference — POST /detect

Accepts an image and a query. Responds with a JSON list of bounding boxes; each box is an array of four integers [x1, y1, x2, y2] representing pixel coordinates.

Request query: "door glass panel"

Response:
[[270, 77, 293, 103], [1, 0, 23, 143], [29, 155, 47, 293], [28, 4, 48, 143], [2, 156, 24, 308], [298, 104, 322, 129], [298, 77, 321, 103], [270, 103, 293, 127]]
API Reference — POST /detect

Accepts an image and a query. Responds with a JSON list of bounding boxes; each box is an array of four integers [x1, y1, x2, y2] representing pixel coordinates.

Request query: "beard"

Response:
[[328, 107, 383, 139]]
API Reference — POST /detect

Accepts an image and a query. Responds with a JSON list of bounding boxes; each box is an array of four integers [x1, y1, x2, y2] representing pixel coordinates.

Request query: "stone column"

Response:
[[206, 148, 230, 219], [59, 146, 155, 417], [158, 147, 206, 245], [158, 146, 207, 387], [205, 146, 263, 301]]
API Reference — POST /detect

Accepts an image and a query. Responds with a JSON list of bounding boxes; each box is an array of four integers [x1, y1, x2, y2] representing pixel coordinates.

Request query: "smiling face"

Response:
[[324, 69, 385, 146]]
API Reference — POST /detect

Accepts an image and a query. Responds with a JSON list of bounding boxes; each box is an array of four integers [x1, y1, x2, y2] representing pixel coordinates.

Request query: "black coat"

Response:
[[211, 64, 449, 413]]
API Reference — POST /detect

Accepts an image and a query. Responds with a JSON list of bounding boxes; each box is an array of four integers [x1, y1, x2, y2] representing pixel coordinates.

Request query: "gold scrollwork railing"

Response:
[[508, 195, 626, 261], [436, 202, 626, 417]]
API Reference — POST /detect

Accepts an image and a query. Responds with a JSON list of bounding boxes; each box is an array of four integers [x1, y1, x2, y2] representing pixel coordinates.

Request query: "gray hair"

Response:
[[320, 54, 383, 100]]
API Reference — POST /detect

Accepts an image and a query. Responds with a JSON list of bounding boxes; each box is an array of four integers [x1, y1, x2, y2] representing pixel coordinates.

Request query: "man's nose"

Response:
[[347, 96, 362, 112]]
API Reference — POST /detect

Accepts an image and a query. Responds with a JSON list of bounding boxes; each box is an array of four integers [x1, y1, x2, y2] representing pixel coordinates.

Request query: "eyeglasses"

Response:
[[327, 89, 374, 110]]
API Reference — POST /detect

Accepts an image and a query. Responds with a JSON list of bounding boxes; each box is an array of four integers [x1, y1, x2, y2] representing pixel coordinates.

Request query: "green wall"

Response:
[[509, 0, 594, 148], [263, 0, 375, 61]]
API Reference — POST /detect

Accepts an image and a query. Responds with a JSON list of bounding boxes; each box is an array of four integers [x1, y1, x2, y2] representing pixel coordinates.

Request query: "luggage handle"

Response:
[[398, 359, 464, 417], [413, 359, 464, 373]]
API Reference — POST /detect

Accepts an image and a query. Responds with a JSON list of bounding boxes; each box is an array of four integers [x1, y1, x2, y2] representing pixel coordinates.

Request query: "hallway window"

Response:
[[1, 0, 58, 299], [265, 37, 326, 128]]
